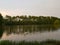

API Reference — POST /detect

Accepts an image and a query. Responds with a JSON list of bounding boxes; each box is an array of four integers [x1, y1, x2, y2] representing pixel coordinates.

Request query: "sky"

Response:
[[0, 0, 60, 17]]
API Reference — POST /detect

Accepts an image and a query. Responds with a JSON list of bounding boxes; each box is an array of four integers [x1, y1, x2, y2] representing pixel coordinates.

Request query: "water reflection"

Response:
[[4, 25, 60, 35], [1, 25, 60, 41], [0, 25, 4, 38]]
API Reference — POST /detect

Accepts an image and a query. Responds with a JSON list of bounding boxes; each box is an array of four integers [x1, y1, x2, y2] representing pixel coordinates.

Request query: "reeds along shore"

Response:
[[0, 40, 60, 45]]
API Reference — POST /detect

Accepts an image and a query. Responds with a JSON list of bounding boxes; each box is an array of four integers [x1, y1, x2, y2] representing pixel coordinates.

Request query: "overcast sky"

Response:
[[0, 0, 60, 17]]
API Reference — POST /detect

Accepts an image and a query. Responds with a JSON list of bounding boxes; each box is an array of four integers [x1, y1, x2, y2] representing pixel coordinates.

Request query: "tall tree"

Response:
[[0, 13, 3, 25], [0, 13, 4, 38]]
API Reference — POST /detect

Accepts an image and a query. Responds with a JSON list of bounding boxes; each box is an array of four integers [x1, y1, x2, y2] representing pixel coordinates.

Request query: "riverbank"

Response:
[[0, 40, 60, 45]]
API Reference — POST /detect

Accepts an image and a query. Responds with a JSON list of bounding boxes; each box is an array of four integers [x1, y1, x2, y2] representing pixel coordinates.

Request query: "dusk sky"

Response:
[[0, 0, 60, 17]]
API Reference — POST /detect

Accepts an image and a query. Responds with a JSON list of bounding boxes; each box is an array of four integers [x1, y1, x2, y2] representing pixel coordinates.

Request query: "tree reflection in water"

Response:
[[0, 25, 4, 38], [3, 25, 60, 36]]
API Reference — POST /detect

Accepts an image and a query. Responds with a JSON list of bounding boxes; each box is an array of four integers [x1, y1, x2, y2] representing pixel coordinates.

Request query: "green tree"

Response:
[[0, 13, 3, 25], [54, 19, 60, 25], [0, 13, 4, 38]]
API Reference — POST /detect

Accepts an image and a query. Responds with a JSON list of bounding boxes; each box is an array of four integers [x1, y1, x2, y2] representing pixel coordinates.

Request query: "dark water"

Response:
[[0, 25, 60, 42]]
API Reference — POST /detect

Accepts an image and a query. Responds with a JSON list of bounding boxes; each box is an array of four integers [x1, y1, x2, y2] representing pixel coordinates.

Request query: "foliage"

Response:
[[0, 40, 60, 45], [0, 13, 59, 25], [0, 13, 4, 38], [0, 13, 3, 25]]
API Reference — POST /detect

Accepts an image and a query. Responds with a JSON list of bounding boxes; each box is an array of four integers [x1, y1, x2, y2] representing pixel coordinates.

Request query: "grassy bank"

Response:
[[0, 40, 60, 45]]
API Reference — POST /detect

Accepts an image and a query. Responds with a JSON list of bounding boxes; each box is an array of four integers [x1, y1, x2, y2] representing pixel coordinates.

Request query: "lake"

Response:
[[0, 25, 60, 42]]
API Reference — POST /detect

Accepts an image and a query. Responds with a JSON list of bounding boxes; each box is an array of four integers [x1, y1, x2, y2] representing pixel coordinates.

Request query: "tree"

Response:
[[0, 13, 4, 38], [5, 15, 12, 21], [54, 19, 60, 25], [0, 13, 3, 25]]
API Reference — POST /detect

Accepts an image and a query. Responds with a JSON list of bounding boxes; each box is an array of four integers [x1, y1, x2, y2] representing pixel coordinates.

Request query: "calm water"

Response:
[[0, 25, 60, 42]]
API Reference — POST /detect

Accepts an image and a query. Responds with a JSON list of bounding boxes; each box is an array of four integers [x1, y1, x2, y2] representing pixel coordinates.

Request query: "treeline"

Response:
[[0, 13, 60, 25]]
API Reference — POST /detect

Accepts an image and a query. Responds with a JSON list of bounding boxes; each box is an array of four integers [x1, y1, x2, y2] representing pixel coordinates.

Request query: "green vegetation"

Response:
[[1, 14, 59, 25], [0, 13, 60, 45], [0, 40, 60, 45], [0, 13, 3, 25], [0, 13, 4, 38], [0, 13, 59, 25]]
